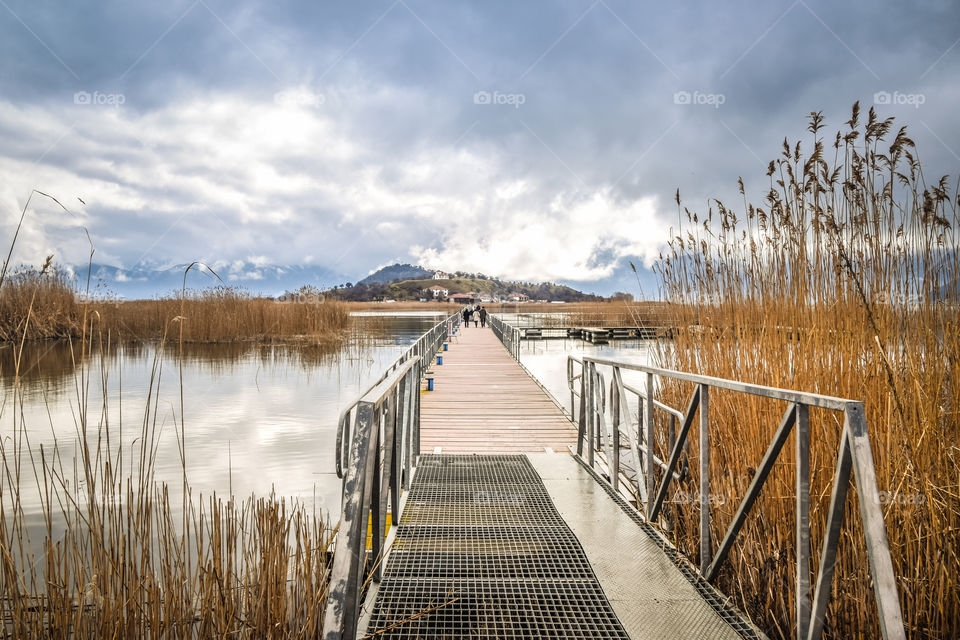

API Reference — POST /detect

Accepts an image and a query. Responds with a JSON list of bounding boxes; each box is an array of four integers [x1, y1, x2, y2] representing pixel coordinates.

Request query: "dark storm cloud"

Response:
[[0, 0, 957, 294]]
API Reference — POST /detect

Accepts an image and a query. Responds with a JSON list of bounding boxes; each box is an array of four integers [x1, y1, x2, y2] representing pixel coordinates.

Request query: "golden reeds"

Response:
[[0, 263, 78, 341], [0, 275, 350, 344], [493, 300, 670, 328], [653, 104, 958, 638], [1, 298, 336, 638]]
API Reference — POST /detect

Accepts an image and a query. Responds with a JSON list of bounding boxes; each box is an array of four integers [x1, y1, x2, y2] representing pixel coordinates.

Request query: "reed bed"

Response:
[[653, 104, 958, 638], [0, 262, 78, 341], [1, 318, 336, 638], [496, 301, 671, 328], [0, 276, 350, 343], [100, 287, 350, 343]]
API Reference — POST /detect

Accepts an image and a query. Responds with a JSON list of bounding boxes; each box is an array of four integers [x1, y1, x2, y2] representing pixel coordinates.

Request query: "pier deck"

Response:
[[419, 326, 575, 454], [358, 326, 756, 639]]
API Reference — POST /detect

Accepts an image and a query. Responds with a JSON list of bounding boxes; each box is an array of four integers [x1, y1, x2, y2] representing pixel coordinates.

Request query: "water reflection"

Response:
[[1, 313, 447, 529], [518, 338, 655, 414]]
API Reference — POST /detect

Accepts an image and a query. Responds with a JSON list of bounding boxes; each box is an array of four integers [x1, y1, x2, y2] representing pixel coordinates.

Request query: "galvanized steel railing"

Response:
[[488, 313, 521, 359], [325, 312, 460, 639], [335, 312, 458, 478], [323, 357, 421, 640], [566, 355, 905, 640]]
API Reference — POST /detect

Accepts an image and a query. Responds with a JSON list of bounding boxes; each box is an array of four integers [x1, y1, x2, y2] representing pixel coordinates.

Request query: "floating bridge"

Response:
[[323, 313, 905, 640]]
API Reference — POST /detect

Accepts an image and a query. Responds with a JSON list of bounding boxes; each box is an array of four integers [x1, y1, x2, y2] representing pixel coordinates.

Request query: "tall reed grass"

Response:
[[0, 273, 350, 343], [653, 104, 958, 638], [495, 300, 671, 328], [0, 261, 78, 341], [1, 309, 336, 637]]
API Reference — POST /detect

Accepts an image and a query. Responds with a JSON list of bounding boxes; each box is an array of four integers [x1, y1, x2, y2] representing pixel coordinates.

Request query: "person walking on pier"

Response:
[[479, 306, 488, 327], [462, 306, 472, 327]]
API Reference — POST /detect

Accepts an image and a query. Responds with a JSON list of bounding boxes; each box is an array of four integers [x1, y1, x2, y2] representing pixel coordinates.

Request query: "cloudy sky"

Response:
[[1, 0, 958, 295]]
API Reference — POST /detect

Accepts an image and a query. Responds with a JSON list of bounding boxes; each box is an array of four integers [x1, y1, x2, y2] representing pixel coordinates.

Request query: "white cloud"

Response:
[[0, 93, 669, 285], [413, 190, 665, 282]]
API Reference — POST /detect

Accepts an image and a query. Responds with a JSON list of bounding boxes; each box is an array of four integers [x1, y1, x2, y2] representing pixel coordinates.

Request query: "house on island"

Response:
[[426, 285, 449, 299], [507, 292, 529, 303], [433, 270, 450, 280]]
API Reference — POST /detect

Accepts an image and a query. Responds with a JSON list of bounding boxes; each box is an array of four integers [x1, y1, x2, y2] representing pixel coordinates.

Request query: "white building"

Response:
[[433, 271, 450, 280], [427, 285, 449, 299]]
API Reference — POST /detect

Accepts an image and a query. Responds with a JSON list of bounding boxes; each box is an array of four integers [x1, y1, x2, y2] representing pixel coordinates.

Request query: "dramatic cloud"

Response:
[[1, 0, 957, 295]]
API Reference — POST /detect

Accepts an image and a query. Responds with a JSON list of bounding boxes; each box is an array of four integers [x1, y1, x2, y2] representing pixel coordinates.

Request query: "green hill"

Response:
[[358, 263, 433, 285], [326, 267, 599, 302]]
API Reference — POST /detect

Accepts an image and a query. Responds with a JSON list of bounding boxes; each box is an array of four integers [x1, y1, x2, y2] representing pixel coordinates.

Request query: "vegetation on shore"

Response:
[[1, 311, 336, 637], [327, 273, 601, 302], [0, 267, 349, 343], [654, 105, 958, 638]]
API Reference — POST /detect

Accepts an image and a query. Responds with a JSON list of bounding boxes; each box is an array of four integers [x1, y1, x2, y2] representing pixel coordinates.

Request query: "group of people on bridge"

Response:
[[462, 304, 488, 328]]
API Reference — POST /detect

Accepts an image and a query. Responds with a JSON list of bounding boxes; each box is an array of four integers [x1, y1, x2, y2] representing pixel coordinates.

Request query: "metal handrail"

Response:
[[566, 355, 905, 640], [325, 312, 462, 638], [335, 312, 460, 478], [323, 357, 422, 640], [488, 314, 521, 359]]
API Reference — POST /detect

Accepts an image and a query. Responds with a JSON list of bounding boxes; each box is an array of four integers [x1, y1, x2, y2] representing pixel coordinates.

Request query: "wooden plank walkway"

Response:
[[419, 326, 576, 453]]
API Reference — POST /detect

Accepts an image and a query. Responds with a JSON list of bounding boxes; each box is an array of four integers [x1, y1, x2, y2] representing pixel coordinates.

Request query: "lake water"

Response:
[[0, 313, 448, 530], [1, 311, 657, 534]]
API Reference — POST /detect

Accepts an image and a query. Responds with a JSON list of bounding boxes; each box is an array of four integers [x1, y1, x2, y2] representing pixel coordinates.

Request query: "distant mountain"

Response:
[[358, 263, 433, 285], [65, 261, 348, 300]]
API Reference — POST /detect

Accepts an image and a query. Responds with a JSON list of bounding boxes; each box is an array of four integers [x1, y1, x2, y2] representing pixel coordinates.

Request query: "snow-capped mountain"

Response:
[[68, 261, 350, 299]]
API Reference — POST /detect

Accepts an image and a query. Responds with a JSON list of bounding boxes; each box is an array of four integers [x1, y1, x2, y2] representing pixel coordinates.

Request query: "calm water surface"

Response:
[[1, 313, 447, 527], [3, 310, 659, 536]]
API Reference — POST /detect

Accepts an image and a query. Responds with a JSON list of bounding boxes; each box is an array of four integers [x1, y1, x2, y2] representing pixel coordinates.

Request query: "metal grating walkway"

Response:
[[363, 454, 631, 639]]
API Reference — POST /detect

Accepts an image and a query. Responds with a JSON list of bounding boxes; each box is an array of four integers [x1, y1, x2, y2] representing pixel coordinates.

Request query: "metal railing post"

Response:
[[699, 384, 710, 572], [644, 372, 655, 518], [610, 369, 620, 483], [586, 362, 595, 468], [413, 359, 421, 462], [796, 403, 811, 640], [370, 407, 384, 582], [577, 362, 587, 456], [844, 404, 906, 640], [323, 401, 378, 640]]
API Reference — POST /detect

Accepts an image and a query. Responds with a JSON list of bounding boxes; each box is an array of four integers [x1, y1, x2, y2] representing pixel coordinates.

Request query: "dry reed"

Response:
[[652, 104, 958, 638], [494, 300, 670, 328], [1, 303, 336, 637], [0, 275, 350, 344]]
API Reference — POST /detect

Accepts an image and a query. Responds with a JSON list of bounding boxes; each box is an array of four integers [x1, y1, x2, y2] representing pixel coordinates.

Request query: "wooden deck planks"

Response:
[[419, 325, 576, 453]]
